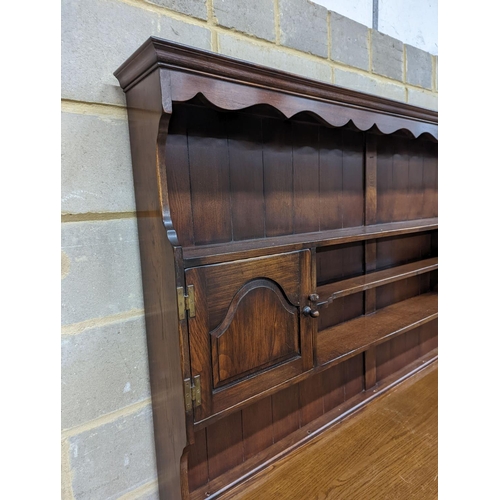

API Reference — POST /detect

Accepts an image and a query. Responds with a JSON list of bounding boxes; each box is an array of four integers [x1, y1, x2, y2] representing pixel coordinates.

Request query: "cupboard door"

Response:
[[186, 251, 314, 422]]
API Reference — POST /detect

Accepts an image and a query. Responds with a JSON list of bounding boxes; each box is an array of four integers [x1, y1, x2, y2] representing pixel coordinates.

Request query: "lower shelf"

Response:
[[191, 348, 438, 500], [316, 292, 438, 367], [218, 356, 438, 500]]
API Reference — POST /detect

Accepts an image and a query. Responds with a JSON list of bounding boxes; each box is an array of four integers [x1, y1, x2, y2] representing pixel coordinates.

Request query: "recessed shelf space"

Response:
[[316, 292, 438, 368], [115, 38, 439, 500], [183, 218, 438, 267], [317, 257, 438, 306]]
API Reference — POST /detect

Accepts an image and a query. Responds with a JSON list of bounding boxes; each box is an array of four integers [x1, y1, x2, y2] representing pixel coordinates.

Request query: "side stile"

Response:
[[125, 68, 190, 500]]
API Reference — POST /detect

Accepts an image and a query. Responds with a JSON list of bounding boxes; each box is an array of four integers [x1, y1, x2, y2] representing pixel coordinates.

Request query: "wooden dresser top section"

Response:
[[114, 37, 438, 141]]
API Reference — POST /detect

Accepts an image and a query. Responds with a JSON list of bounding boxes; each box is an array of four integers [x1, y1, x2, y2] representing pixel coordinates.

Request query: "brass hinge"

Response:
[[184, 375, 201, 412], [176, 285, 195, 320]]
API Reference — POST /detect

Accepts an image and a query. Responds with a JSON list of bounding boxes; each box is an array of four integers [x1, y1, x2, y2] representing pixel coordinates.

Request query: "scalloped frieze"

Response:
[[169, 71, 438, 140]]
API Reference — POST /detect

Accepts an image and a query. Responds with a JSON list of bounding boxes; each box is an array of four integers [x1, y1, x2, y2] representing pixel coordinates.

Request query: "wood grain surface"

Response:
[[317, 292, 437, 366], [115, 39, 438, 500], [317, 257, 438, 305], [220, 362, 438, 500], [183, 218, 438, 267], [114, 39, 438, 141]]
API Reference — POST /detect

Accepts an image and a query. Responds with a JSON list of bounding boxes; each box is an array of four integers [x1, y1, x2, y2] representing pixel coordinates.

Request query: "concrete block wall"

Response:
[[61, 0, 438, 498]]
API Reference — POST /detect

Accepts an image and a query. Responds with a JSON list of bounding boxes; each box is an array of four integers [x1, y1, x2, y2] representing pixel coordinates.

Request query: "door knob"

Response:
[[303, 306, 320, 318]]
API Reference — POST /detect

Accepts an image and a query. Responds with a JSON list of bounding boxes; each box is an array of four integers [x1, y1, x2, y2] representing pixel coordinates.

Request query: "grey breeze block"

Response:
[[69, 406, 157, 500], [62, 0, 210, 105], [371, 30, 404, 81], [62, 315, 150, 430], [279, 0, 328, 58], [61, 218, 144, 326], [330, 12, 369, 71], [214, 0, 275, 42]]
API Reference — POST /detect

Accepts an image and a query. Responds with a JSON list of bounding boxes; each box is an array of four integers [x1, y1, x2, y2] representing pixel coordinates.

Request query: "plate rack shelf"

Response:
[[115, 38, 438, 500]]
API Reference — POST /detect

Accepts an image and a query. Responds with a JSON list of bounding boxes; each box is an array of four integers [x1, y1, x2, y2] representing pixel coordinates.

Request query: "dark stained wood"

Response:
[[218, 362, 438, 500], [262, 119, 294, 236], [175, 69, 438, 145], [405, 328, 422, 370], [115, 39, 438, 500], [192, 352, 437, 500], [419, 319, 438, 356], [197, 252, 303, 330], [423, 141, 438, 219], [317, 242, 364, 285], [124, 69, 188, 500], [376, 276, 414, 310], [318, 296, 344, 331], [212, 281, 300, 387], [318, 292, 364, 332], [187, 106, 232, 245], [115, 39, 438, 139], [431, 230, 438, 256], [299, 373, 325, 427], [377, 135, 394, 224], [242, 397, 274, 460], [319, 127, 343, 230], [185, 266, 212, 422], [321, 363, 345, 413], [407, 272, 423, 298], [392, 138, 410, 222], [293, 122, 320, 234], [272, 384, 300, 443], [375, 279, 397, 310], [376, 232, 433, 270], [407, 139, 425, 220], [186, 251, 313, 421], [207, 411, 244, 480], [374, 339, 393, 383], [341, 240, 365, 278], [188, 428, 208, 491], [317, 292, 438, 367], [227, 113, 265, 240], [365, 289, 376, 315], [419, 271, 431, 295], [376, 328, 422, 383], [317, 257, 437, 305], [342, 292, 365, 323], [341, 129, 364, 228], [183, 217, 438, 268], [343, 354, 364, 401], [364, 348, 377, 390], [365, 239, 377, 273], [386, 333, 409, 378], [430, 269, 438, 293], [365, 134, 378, 225], [364, 239, 377, 314], [165, 105, 194, 247]]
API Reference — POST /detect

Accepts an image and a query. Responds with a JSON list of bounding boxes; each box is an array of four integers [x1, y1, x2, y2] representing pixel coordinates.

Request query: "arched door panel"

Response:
[[186, 251, 314, 422]]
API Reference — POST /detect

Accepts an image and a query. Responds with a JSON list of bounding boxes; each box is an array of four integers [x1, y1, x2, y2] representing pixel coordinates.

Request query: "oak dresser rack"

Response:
[[115, 37, 438, 500]]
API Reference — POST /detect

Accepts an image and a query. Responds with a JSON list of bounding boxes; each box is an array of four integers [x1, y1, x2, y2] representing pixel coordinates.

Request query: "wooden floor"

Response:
[[220, 362, 438, 500]]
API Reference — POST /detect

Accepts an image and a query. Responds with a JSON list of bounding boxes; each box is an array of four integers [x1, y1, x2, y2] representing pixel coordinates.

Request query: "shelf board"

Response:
[[316, 292, 438, 368], [193, 351, 438, 500], [317, 257, 438, 306], [183, 218, 438, 267]]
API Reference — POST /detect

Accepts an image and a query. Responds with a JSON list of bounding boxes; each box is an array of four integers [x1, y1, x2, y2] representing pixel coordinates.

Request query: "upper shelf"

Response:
[[114, 38, 438, 140], [317, 257, 438, 306], [183, 218, 438, 267]]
